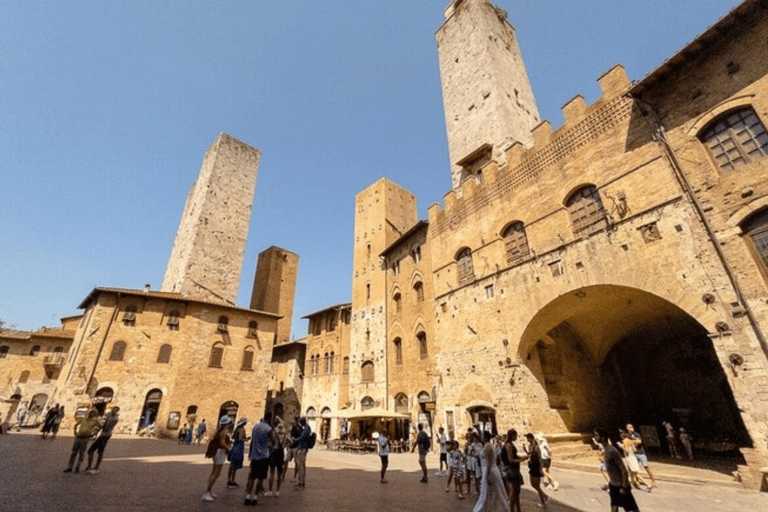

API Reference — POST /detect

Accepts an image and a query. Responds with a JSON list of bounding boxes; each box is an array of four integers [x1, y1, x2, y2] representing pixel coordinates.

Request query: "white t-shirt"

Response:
[[378, 434, 389, 456], [439, 433, 448, 454]]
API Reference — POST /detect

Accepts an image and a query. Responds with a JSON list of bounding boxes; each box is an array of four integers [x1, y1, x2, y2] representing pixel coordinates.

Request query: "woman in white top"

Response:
[[472, 431, 510, 512]]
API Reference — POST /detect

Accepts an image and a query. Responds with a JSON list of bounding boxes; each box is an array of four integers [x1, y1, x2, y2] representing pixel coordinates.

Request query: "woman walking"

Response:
[[202, 416, 232, 502], [502, 429, 526, 512], [525, 433, 549, 507]]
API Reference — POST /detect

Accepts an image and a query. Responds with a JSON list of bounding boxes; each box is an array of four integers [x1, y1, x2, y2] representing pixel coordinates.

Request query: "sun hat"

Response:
[[236, 417, 249, 429], [219, 415, 233, 426]]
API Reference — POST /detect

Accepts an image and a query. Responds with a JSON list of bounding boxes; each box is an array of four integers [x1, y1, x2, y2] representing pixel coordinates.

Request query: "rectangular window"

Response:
[[485, 285, 494, 298]]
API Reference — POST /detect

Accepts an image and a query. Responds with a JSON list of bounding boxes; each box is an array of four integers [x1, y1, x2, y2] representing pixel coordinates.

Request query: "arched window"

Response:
[[366, 283, 371, 300], [322, 352, 329, 374], [123, 304, 137, 326], [361, 361, 374, 382], [700, 107, 768, 170], [109, 340, 126, 361], [361, 396, 374, 411], [217, 316, 229, 333], [393, 292, 402, 313], [394, 393, 409, 414], [328, 315, 336, 332], [157, 344, 172, 364], [247, 320, 258, 339], [241, 346, 254, 370], [0, 346, 9, 358], [306, 407, 317, 423], [326, 351, 334, 374], [167, 310, 180, 331], [566, 185, 608, 235], [209, 342, 224, 368], [742, 209, 768, 277], [393, 337, 403, 365], [456, 247, 475, 284], [311, 354, 319, 376], [343, 356, 349, 375], [413, 281, 424, 302], [29, 345, 40, 356], [417, 332, 428, 359], [19, 370, 31, 383], [502, 221, 530, 263]]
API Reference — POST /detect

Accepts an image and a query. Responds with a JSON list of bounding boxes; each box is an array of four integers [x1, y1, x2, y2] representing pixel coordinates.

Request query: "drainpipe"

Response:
[[627, 94, 768, 362]]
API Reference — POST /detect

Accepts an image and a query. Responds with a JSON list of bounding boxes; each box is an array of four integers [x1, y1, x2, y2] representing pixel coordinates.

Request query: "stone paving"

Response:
[[1, 431, 765, 512]]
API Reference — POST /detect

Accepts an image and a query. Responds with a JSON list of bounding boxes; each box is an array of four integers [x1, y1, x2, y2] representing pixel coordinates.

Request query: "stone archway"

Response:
[[519, 285, 751, 453]]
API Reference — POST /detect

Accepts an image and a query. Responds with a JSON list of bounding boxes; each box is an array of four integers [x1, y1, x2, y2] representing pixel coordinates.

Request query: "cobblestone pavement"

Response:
[[1, 431, 765, 512]]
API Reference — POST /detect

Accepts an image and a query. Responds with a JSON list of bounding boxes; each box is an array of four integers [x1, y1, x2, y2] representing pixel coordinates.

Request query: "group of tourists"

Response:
[[62, 406, 120, 475], [202, 413, 314, 505]]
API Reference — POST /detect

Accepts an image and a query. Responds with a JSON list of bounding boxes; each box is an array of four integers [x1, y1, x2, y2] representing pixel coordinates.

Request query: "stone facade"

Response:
[[300, 0, 768, 487], [0, 318, 78, 428], [161, 133, 260, 305], [249, 246, 299, 345]]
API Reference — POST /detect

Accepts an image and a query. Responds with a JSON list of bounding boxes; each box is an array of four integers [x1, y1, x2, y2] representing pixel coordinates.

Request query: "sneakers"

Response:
[[202, 492, 214, 502], [274, 491, 280, 497], [419, 476, 428, 483], [63, 468, 72, 473], [381, 479, 388, 484], [226, 483, 238, 489], [90, 469, 100, 475], [244, 495, 258, 506], [458, 493, 465, 499], [264, 491, 272, 497], [74, 467, 80, 473]]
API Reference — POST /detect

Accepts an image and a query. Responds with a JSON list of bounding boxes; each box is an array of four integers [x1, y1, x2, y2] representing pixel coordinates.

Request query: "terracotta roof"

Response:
[[301, 302, 351, 319], [78, 287, 281, 319]]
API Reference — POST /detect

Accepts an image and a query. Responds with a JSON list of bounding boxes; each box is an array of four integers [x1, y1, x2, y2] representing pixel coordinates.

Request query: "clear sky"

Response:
[[0, 0, 741, 337]]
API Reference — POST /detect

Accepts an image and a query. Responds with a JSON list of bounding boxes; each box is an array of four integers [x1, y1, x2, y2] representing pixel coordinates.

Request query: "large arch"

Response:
[[518, 284, 751, 451]]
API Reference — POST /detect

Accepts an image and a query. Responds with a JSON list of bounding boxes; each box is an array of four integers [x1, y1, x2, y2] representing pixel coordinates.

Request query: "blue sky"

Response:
[[0, 0, 740, 337]]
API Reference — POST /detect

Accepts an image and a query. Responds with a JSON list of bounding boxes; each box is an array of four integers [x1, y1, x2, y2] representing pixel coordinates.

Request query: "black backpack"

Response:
[[308, 432, 317, 449]]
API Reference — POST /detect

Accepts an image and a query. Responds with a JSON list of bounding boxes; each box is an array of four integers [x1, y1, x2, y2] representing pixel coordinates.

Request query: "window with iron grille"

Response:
[[700, 107, 768, 170]]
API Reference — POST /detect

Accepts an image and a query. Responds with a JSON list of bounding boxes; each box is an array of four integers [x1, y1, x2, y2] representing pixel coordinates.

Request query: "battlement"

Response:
[[429, 65, 633, 235]]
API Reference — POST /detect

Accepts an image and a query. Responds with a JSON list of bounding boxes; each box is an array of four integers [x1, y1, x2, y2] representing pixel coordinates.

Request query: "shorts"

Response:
[[608, 484, 639, 510], [419, 450, 427, 463], [230, 458, 243, 471], [249, 459, 269, 481], [380, 455, 389, 465], [440, 453, 447, 464], [505, 469, 524, 486], [635, 453, 649, 467], [541, 458, 551, 470], [87, 435, 111, 455], [285, 447, 296, 462], [268, 449, 284, 471], [213, 448, 227, 466]]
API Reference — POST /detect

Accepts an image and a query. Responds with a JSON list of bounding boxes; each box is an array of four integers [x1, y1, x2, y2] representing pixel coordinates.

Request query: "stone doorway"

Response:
[[138, 389, 162, 430], [519, 285, 752, 455], [467, 406, 497, 436]]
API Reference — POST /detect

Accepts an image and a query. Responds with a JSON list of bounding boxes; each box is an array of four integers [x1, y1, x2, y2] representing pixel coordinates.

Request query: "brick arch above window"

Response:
[[565, 184, 608, 235], [698, 106, 768, 171], [455, 247, 475, 285], [688, 94, 756, 135], [501, 220, 530, 263]]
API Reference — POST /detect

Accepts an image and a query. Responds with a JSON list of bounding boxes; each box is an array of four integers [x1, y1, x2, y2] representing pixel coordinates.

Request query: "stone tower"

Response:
[[349, 178, 417, 408], [436, 0, 540, 189], [250, 246, 299, 345], [161, 133, 260, 305]]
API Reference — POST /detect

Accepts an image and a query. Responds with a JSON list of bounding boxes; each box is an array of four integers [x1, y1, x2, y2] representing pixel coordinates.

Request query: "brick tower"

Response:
[[161, 133, 260, 305], [250, 246, 299, 345], [436, 0, 540, 188], [349, 178, 417, 409]]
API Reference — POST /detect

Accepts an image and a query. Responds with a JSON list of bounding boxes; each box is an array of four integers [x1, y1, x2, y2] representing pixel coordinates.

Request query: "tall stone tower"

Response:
[[161, 133, 260, 305], [349, 178, 417, 409], [437, 0, 540, 189], [250, 246, 299, 345]]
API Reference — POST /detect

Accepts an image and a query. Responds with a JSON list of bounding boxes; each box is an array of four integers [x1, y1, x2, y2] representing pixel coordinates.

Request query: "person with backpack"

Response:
[[202, 416, 232, 502], [294, 417, 312, 489], [63, 409, 102, 473], [411, 423, 431, 483]]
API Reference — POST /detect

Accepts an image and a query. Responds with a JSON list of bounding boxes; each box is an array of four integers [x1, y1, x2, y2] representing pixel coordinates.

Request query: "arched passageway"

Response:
[[520, 285, 751, 452]]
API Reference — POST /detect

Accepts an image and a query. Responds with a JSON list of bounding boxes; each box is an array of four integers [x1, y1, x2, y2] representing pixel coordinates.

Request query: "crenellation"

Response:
[[561, 95, 588, 124]]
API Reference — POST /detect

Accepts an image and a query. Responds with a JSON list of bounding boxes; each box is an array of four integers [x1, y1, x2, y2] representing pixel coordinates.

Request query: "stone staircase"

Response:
[[542, 432, 596, 461]]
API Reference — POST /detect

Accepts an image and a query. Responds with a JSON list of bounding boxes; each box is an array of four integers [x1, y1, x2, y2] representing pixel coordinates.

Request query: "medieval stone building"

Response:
[[46, 133, 299, 436], [299, 0, 768, 487]]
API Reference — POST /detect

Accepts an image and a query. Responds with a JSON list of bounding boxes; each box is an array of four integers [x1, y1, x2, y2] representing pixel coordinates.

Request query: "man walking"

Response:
[[244, 413, 273, 506], [595, 429, 640, 512], [294, 417, 312, 489], [85, 406, 120, 474], [411, 423, 430, 483], [377, 431, 390, 483], [64, 409, 102, 473], [195, 419, 207, 445], [437, 427, 448, 476]]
